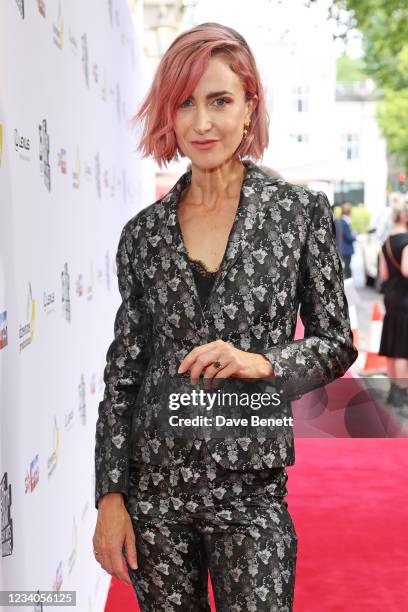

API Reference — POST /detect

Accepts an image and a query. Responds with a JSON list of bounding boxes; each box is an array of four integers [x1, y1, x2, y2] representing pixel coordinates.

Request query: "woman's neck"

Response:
[[185, 158, 246, 210], [391, 223, 407, 234]]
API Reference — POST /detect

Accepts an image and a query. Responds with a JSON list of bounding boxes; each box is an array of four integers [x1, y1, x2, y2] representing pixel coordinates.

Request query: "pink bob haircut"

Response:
[[131, 22, 270, 169]]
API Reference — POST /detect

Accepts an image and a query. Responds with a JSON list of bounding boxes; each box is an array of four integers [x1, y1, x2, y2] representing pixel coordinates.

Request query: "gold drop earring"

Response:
[[243, 121, 250, 139]]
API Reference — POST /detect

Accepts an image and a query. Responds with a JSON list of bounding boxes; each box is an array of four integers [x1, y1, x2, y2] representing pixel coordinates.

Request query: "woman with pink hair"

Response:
[[93, 22, 357, 611]]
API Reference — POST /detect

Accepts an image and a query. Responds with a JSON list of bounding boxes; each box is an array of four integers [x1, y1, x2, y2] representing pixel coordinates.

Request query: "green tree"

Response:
[[330, 0, 408, 171], [377, 88, 408, 172], [336, 54, 367, 82]]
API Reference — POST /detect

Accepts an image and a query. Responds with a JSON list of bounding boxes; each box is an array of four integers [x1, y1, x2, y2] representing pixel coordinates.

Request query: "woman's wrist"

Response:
[[253, 353, 275, 379], [98, 492, 125, 509]]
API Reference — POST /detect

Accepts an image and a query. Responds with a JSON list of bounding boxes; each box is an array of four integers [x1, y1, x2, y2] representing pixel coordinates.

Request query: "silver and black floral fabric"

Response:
[[122, 439, 297, 611], [94, 158, 358, 510]]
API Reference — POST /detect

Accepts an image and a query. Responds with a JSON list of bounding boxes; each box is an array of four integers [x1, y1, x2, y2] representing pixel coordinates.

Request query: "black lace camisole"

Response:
[[186, 250, 219, 308]]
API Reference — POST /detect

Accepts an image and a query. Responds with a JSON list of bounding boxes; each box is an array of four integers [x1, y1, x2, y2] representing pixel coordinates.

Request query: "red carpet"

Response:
[[104, 439, 408, 611], [290, 438, 408, 611]]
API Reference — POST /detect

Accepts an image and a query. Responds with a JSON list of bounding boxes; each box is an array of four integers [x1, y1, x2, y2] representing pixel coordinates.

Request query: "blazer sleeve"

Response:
[[94, 222, 152, 510], [259, 191, 358, 402], [343, 222, 356, 244]]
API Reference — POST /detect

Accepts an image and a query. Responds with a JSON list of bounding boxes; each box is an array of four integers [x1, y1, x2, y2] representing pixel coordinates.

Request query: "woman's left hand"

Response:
[[177, 339, 274, 389]]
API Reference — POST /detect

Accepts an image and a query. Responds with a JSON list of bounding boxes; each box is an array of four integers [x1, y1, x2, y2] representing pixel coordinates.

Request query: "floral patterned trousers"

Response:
[[123, 439, 298, 611]]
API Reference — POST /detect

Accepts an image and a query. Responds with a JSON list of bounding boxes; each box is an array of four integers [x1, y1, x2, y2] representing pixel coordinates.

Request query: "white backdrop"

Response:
[[0, 1, 155, 609]]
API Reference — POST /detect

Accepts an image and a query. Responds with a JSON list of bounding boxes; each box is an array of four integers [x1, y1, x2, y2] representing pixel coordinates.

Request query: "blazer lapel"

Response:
[[211, 160, 270, 296], [163, 159, 274, 320]]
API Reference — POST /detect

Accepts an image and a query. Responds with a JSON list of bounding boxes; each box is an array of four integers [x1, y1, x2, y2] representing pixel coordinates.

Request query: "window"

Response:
[[292, 86, 309, 112], [289, 133, 309, 144], [334, 181, 364, 205], [341, 133, 359, 160]]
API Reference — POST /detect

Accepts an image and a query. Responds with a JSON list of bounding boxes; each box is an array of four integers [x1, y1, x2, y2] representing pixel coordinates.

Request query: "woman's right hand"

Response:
[[92, 493, 138, 586]]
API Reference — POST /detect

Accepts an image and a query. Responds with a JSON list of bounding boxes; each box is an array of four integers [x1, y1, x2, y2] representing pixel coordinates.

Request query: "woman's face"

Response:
[[173, 55, 256, 169]]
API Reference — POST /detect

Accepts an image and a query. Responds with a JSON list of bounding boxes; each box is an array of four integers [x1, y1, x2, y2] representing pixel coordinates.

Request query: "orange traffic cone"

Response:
[[361, 301, 387, 374]]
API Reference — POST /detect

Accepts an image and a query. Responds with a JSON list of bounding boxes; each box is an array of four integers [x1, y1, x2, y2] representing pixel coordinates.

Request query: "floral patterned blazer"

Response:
[[94, 158, 358, 509]]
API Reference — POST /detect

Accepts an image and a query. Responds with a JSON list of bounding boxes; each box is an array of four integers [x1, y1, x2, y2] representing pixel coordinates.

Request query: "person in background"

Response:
[[378, 197, 408, 408], [334, 203, 357, 279]]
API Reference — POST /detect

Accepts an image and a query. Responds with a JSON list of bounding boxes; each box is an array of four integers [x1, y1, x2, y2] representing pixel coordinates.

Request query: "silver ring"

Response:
[[213, 361, 223, 369]]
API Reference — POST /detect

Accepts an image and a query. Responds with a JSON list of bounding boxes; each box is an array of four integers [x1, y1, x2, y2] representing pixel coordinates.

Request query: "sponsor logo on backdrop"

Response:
[[110, 167, 116, 198], [84, 161, 92, 182], [14, 128, 31, 161], [61, 263, 71, 323], [1, 472, 13, 556], [92, 62, 99, 84], [24, 454, 39, 494], [52, 0, 64, 50], [103, 168, 109, 192], [15, 0, 24, 19], [68, 517, 77, 574], [0, 311, 8, 350], [37, 0, 46, 18], [90, 373, 97, 395], [65, 408, 74, 431], [94, 152, 101, 199], [68, 29, 78, 55], [19, 282, 36, 352], [109, 83, 115, 103], [43, 290, 56, 314], [105, 251, 111, 291], [81, 32, 89, 87], [101, 69, 107, 102], [53, 559, 63, 591], [47, 416, 60, 479], [108, 0, 113, 26], [78, 374, 86, 425], [57, 148, 67, 174], [0, 124, 3, 167], [121, 168, 135, 207], [39, 119, 51, 191], [87, 263, 94, 302], [75, 273, 84, 297], [72, 146, 80, 189]]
